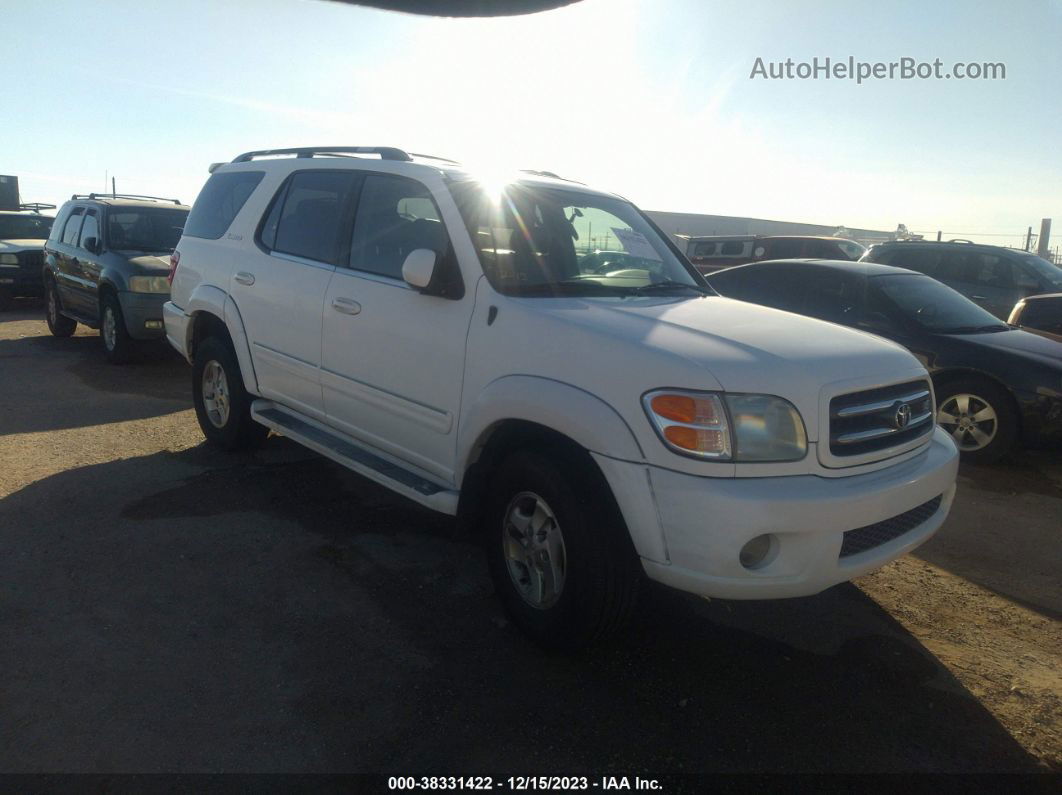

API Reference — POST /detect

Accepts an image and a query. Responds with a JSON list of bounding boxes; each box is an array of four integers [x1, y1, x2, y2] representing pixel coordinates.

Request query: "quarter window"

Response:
[[184, 171, 264, 240], [61, 208, 85, 246], [349, 174, 449, 279]]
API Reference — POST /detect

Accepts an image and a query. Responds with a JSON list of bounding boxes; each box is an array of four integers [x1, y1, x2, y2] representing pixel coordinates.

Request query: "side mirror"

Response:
[[82, 237, 100, 255], [402, 248, 438, 291]]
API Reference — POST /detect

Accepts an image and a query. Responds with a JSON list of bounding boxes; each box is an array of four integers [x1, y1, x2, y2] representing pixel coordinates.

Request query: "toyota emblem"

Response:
[[894, 402, 912, 429]]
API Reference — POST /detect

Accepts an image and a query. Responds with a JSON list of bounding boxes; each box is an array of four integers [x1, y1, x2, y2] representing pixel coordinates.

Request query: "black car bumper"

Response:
[[1016, 388, 1062, 448], [0, 250, 45, 297]]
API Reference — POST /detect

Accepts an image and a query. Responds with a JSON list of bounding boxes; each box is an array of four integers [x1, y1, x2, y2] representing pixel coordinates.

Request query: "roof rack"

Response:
[[408, 152, 461, 165], [18, 202, 56, 213], [70, 193, 183, 205], [232, 146, 413, 163]]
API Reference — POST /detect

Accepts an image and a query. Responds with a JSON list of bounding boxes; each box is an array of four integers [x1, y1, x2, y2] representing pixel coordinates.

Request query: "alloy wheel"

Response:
[[201, 360, 231, 429], [938, 393, 998, 451], [503, 491, 567, 609]]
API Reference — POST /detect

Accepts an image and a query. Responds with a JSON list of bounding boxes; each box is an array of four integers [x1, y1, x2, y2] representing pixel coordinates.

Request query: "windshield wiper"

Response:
[[938, 324, 1010, 334], [630, 280, 713, 296]]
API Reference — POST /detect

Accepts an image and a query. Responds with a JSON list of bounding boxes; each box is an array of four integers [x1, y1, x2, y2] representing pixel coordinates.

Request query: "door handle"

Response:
[[331, 297, 362, 315], [234, 271, 255, 286], [971, 294, 988, 301]]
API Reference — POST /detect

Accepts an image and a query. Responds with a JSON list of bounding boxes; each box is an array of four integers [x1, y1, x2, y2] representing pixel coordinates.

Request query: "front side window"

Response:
[[692, 241, 716, 257], [869, 273, 1005, 333], [184, 171, 264, 240], [61, 208, 85, 246], [349, 174, 449, 279], [720, 241, 746, 256], [107, 208, 188, 252], [1012, 253, 1062, 290], [451, 181, 701, 296], [0, 214, 54, 240], [763, 239, 802, 259]]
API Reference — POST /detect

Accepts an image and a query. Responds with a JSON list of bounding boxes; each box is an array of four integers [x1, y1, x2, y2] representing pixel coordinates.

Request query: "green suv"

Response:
[[42, 194, 189, 363]]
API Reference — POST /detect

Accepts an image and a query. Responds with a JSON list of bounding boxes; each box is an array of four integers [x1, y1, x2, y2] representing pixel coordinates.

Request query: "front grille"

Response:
[[829, 379, 934, 457], [839, 495, 943, 558], [17, 250, 43, 272]]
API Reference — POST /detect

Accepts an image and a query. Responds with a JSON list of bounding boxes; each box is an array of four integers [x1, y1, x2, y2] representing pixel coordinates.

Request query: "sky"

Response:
[[4, 0, 1061, 249]]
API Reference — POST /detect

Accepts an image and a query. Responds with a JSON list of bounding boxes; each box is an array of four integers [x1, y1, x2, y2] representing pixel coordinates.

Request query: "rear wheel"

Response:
[[45, 278, 77, 337], [192, 335, 269, 450], [100, 292, 134, 364], [936, 378, 1018, 464], [484, 449, 641, 649]]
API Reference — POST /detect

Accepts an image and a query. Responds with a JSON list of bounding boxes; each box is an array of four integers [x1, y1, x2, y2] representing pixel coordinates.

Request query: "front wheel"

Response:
[[100, 292, 134, 364], [192, 335, 269, 451], [484, 450, 641, 649], [936, 379, 1018, 464]]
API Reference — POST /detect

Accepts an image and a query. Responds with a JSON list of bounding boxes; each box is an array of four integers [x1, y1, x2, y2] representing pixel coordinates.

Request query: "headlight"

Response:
[[0, 253, 19, 266], [643, 389, 807, 462], [127, 276, 170, 293]]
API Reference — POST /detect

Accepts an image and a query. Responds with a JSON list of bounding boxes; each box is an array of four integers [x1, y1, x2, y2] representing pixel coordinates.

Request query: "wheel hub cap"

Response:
[[937, 393, 997, 451], [201, 360, 230, 429], [503, 491, 567, 609], [102, 307, 117, 350]]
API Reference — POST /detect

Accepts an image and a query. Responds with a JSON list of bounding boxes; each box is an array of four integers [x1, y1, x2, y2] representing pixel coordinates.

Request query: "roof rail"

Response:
[[408, 152, 461, 165], [18, 202, 56, 213], [232, 146, 413, 163], [520, 169, 563, 179], [948, 238, 975, 244], [70, 193, 183, 205]]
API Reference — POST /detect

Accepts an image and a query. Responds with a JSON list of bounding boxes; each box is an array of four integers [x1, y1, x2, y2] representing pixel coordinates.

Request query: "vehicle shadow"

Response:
[[0, 328, 189, 437], [912, 458, 1062, 619], [0, 441, 1046, 773]]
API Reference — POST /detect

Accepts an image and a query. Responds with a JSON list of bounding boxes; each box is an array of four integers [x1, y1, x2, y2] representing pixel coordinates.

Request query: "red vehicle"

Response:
[[682, 235, 866, 274]]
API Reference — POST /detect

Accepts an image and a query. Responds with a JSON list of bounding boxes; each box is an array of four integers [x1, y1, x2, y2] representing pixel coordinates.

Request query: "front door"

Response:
[[320, 172, 475, 483]]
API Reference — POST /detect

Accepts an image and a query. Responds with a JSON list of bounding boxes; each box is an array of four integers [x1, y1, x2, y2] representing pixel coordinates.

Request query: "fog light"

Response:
[[740, 534, 775, 570], [144, 320, 163, 329]]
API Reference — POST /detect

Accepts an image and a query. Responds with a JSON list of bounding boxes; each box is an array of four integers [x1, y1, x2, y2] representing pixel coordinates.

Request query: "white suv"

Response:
[[164, 146, 959, 648]]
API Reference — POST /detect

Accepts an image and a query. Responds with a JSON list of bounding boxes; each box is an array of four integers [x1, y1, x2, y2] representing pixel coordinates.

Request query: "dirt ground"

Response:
[[0, 301, 1059, 775]]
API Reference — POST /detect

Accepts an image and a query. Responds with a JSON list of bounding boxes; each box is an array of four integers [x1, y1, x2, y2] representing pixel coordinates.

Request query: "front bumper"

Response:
[[600, 426, 959, 600], [162, 301, 192, 362], [118, 291, 169, 340]]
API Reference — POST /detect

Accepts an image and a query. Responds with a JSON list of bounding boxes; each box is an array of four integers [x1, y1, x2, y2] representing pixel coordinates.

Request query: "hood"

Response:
[[519, 295, 926, 442], [0, 239, 46, 252], [125, 254, 172, 273], [941, 328, 1062, 369]]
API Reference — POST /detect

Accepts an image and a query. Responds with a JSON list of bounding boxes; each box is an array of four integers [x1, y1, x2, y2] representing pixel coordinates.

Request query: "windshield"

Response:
[[106, 207, 189, 252], [1015, 253, 1062, 289], [870, 273, 1007, 332], [0, 214, 54, 240], [449, 181, 704, 297]]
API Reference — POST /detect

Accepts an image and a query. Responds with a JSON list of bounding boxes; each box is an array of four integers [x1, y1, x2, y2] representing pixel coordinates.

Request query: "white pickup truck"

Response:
[[164, 146, 959, 648]]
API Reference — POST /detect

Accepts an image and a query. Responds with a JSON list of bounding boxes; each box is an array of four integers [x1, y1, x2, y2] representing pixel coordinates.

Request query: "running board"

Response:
[[250, 400, 459, 515]]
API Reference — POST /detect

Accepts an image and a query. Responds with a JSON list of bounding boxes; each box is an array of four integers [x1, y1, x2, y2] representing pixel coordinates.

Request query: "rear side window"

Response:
[[183, 171, 264, 239], [720, 241, 745, 256], [888, 248, 941, 276], [763, 239, 802, 259], [61, 208, 85, 246], [1019, 299, 1062, 332], [349, 174, 449, 279], [692, 242, 716, 257], [79, 210, 99, 248], [265, 170, 358, 265]]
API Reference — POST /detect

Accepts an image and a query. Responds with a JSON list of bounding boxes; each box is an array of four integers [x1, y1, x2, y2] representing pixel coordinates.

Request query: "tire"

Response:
[[100, 292, 134, 364], [936, 378, 1019, 464], [484, 449, 641, 650], [0, 288, 11, 312], [45, 278, 77, 337], [192, 334, 269, 451]]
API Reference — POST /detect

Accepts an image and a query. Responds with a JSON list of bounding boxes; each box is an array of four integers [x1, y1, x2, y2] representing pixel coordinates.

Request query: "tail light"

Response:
[[167, 250, 180, 285]]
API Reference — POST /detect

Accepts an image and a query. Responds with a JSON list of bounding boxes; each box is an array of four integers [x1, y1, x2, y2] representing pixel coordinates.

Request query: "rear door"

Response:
[[53, 206, 91, 313], [320, 171, 474, 482], [232, 169, 359, 419]]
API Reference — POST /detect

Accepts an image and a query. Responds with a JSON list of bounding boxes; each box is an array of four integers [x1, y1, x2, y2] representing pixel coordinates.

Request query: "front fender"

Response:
[[457, 375, 645, 475]]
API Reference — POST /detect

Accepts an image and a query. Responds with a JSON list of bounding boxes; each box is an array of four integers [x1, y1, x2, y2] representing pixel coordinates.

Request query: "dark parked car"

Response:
[[1009, 293, 1062, 343], [706, 259, 1062, 463], [42, 194, 190, 363], [862, 239, 1062, 321], [684, 235, 865, 274], [0, 208, 55, 309]]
